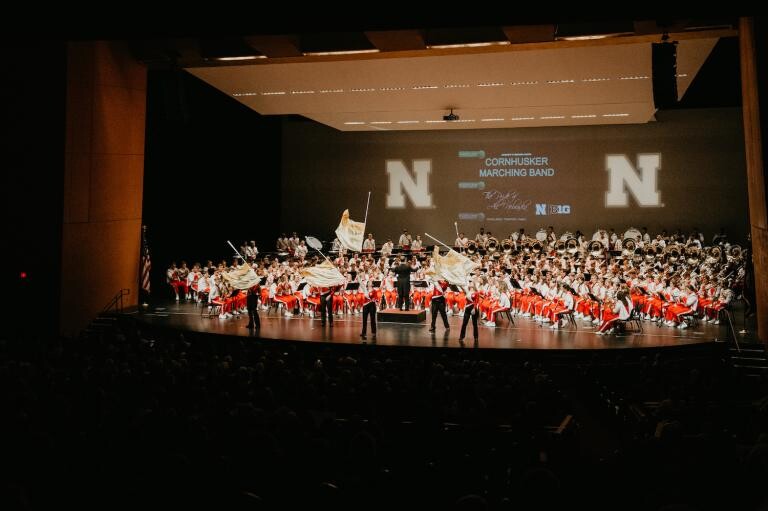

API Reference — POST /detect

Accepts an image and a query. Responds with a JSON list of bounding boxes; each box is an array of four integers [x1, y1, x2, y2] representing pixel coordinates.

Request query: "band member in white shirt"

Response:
[[398, 230, 412, 249], [381, 239, 394, 258], [411, 235, 423, 252], [295, 240, 308, 259], [362, 233, 376, 252], [455, 232, 469, 251]]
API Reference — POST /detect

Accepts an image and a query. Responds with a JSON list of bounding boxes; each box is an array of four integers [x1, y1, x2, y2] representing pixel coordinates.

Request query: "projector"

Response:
[[443, 112, 460, 121]]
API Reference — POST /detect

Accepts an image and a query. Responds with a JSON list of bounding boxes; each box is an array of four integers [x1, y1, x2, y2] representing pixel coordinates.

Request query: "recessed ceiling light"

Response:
[[344, 121, 365, 125], [213, 55, 267, 61], [290, 90, 315, 94], [581, 77, 611, 82], [618, 75, 649, 80], [478, 82, 505, 87], [540, 115, 565, 119], [602, 113, 630, 117], [481, 118, 505, 122], [413, 85, 439, 90], [261, 91, 286, 95], [510, 117, 535, 121], [380, 87, 406, 91], [546, 79, 575, 84], [303, 49, 380, 56], [426, 120, 447, 123], [511, 81, 538, 85], [319, 89, 344, 93], [370, 121, 392, 125], [232, 92, 259, 97], [444, 84, 471, 88], [571, 114, 597, 118], [427, 41, 511, 49], [396, 120, 420, 124], [350, 88, 376, 92]]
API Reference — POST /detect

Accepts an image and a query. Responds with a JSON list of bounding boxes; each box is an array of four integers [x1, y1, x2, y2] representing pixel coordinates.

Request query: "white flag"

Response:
[[222, 264, 260, 290], [433, 246, 479, 287], [334, 209, 365, 252], [300, 260, 346, 287]]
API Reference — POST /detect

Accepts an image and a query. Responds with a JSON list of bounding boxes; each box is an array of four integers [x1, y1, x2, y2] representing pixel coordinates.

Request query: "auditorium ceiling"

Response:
[[132, 20, 736, 131]]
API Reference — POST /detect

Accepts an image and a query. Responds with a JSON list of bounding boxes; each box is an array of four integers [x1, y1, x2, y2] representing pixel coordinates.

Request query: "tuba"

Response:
[[685, 243, 701, 266], [486, 237, 499, 254], [566, 237, 579, 255], [588, 240, 604, 258], [707, 245, 722, 262], [664, 243, 681, 264], [466, 240, 478, 255], [501, 239, 514, 254], [644, 245, 657, 262], [531, 240, 544, 254], [555, 239, 566, 255], [728, 244, 742, 260]]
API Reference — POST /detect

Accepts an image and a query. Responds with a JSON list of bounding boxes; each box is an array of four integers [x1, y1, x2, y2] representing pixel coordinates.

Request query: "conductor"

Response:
[[393, 256, 417, 310]]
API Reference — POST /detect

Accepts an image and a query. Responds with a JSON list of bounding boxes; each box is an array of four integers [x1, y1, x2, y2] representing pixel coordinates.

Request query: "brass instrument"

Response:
[[501, 239, 514, 254], [555, 239, 566, 254], [531, 240, 544, 254], [467, 240, 478, 255], [728, 244, 742, 260], [684, 243, 701, 266], [588, 239, 604, 258], [707, 245, 722, 262], [644, 245, 657, 262], [664, 243, 681, 264], [486, 236, 499, 254], [633, 247, 644, 264], [566, 238, 579, 255]]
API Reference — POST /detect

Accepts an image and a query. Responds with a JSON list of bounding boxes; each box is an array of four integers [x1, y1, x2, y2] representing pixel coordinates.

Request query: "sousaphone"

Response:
[[588, 239, 604, 258]]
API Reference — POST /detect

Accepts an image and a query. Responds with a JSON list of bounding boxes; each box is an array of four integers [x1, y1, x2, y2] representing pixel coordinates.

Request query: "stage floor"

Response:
[[126, 302, 725, 351]]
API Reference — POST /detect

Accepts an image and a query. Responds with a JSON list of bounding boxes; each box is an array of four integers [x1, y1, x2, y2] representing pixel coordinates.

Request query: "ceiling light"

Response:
[[546, 79, 575, 84], [582, 77, 611, 82], [380, 87, 406, 91], [397, 120, 420, 124], [413, 85, 439, 90], [350, 88, 376, 92], [303, 49, 380, 56], [232, 92, 259, 97], [426, 120, 447, 123], [510, 117, 535, 121], [618, 75, 649, 80], [370, 121, 392, 125], [602, 113, 630, 117], [478, 82, 505, 87], [290, 90, 315, 94], [571, 114, 597, 118], [481, 118, 505, 122], [213, 55, 267, 61], [261, 91, 286, 95], [511, 81, 538, 85], [319, 89, 344, 93], [344, 121, 365, 125], [444, 84, 471, 88], [540, 115, 565, 119], [427, 40, 511, 49]]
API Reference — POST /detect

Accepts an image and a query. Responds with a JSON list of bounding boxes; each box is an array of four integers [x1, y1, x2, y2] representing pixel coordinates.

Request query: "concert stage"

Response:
[[126, 302, 726, 351]]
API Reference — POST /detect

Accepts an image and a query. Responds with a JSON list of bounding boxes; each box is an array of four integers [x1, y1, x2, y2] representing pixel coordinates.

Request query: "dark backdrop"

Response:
[[143, 69, 282, 291]]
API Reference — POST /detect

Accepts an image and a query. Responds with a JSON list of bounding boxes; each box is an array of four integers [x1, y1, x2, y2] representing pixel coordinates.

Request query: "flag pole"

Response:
[[363, 191, 371, 226], [425, 232, 454, 252], [227, 240, 246, 262], [454, 221, 459, 238]]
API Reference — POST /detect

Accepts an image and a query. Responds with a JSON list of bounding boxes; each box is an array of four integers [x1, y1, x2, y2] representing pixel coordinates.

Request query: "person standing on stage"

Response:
[[246, 280, 261, 330], [359, 280, 377, 340], [362, 233, 376, 253], [459, 281, 480, 344], [393, 256, 417, 310], [319, 284, 340, 326], [398, 230, 412, 250], [428, 278, 450, 332]]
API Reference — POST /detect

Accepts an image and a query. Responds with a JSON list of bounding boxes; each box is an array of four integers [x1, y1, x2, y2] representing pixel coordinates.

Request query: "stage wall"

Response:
[[282, 108, 747, 245]]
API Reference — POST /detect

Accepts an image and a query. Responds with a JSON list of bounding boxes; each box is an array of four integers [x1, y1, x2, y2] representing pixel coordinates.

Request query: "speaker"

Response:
[[652, 42, 678, 109]]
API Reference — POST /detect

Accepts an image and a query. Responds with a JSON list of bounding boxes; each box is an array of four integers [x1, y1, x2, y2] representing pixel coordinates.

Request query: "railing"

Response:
[[102, 288, 131, 314]]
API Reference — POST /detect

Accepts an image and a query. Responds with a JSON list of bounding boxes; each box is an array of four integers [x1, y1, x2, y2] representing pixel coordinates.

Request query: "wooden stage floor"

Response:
[[126, 302, 726, 351]]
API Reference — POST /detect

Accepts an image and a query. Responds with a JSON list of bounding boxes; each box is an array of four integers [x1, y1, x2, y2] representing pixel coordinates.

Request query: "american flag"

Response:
[[141, 226, 151, 294]]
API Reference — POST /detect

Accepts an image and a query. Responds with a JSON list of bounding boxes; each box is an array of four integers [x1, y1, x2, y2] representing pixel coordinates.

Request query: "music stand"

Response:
[[259, 276, 268, 285], [412, 280, 428, 288], [372, 280, 382, 288], [588, 293, 601, 303], [449, 284, 461, 293], [297, 282, 307, 291], [345, 282, 360, 291]]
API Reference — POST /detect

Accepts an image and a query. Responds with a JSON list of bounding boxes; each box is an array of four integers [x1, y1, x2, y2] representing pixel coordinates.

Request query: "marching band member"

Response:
[[455, 232, 469, 251], [363, 233, 376, 253], [459, 280, 481, 344], [596, 289, 633, 334], [427, 277, 450, 333], [167, 262, 181, 301], [359, 280, 377, 340]]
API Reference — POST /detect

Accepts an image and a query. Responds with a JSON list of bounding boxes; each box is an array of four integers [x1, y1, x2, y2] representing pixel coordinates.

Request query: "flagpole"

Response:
[[227, 240, 246, 262], [425, 232, 454, 252], [363, 191, 371, 226], [454, 221, 459, 238]]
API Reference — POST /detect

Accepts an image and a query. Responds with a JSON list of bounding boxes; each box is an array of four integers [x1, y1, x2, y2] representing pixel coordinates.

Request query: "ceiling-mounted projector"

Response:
[[443, 109, 459, 121]]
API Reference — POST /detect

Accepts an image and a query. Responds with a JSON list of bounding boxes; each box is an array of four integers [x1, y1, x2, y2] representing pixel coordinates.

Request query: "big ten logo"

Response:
[[535, 203, 547, 215], [549, 204, 570, 215], [605, 154, 662, 207], [386, 159, 434, 208]]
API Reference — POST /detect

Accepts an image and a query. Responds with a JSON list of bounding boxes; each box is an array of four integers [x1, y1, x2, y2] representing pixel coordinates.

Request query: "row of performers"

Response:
[[174, 266, 732, 334]]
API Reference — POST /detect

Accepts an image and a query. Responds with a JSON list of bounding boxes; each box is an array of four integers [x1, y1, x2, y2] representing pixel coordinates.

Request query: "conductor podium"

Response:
[[378, 309, 426, 323]]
